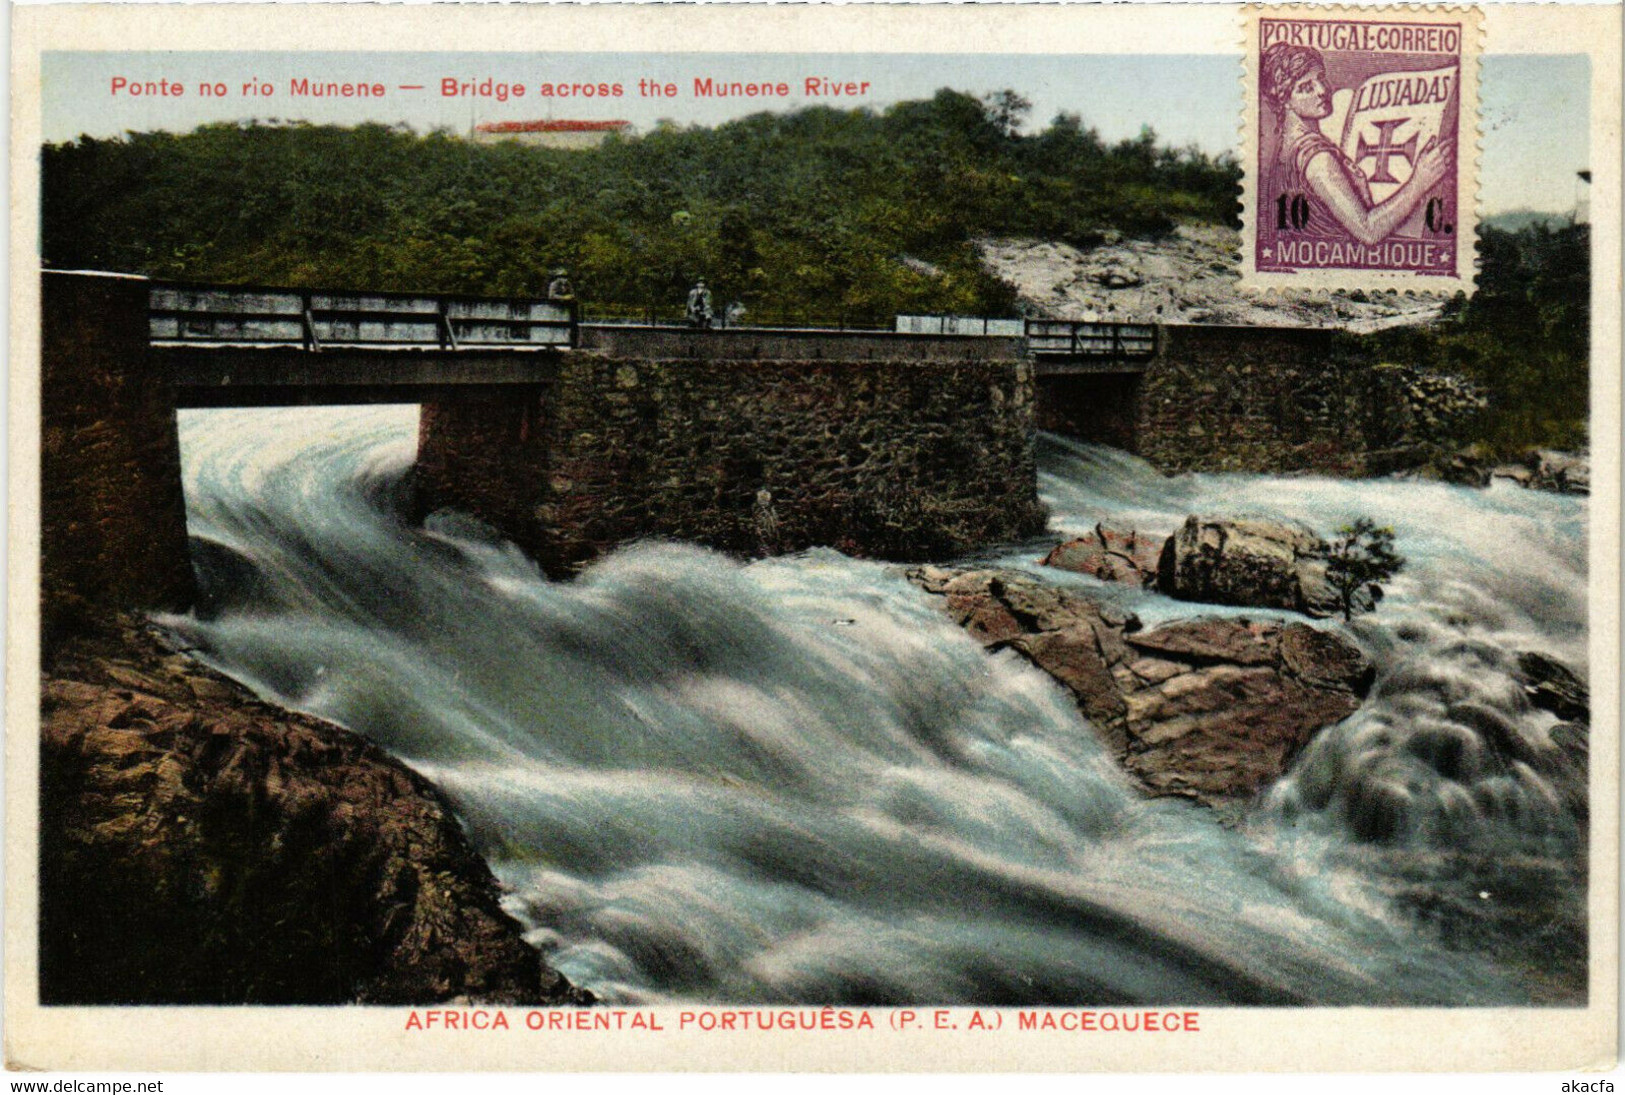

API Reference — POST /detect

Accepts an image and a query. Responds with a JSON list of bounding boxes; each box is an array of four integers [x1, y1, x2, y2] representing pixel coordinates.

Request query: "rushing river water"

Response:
[[164, 406, 1590, 1006]]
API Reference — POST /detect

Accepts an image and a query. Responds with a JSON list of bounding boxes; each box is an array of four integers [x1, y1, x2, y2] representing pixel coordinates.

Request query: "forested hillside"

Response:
[[1364, 223, 1590, 453], [41, 92, 1589, 451], [41, 89, 1237, 322]]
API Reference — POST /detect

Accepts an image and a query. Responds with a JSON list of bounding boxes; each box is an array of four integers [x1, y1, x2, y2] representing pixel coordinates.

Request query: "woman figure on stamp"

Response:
[[1263, 42, 1453, 246]]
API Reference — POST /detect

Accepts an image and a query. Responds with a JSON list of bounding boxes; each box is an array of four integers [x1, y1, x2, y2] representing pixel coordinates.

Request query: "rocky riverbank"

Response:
[[1429, 446, 1591, 495], [39, 617, 590, 1006], [909, 566, 1373, 812], [1040, 515, 1375, 619]]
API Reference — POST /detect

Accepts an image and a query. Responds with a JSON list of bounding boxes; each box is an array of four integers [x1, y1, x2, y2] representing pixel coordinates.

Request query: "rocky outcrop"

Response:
[[1088, 260, 1143, 290], [910, 568, 1372, 808], [977, 227, 1446, 332], [1362, 366, 1489, 464], [1155, 516, 1341, 618], [1514, 650, 1589, 724], [39, 618, 590, 1006], [1500, 449, 1590, 495], [1432, 446, 1589, 496], [1044, 514, 1386, 619], [1436, 446, 1499, 488], [1040, 523, 1163, 587]]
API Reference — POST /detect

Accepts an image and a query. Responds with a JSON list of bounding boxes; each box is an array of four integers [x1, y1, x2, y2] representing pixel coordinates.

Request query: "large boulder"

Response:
[[1155, 515, 1341, 617], [1090, 262, 1143, 289], [1040, 522, 1163, 587], [1439, 445, 1493, 488], [911, 565, 1139, 751], [1117, 619, 1371, 805], [910, 568, 1371, 808], [39, 619, 591, 1006]]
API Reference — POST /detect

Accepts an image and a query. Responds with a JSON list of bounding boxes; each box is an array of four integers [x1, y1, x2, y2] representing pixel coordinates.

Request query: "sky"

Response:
[[41, 50, 1590, 215]]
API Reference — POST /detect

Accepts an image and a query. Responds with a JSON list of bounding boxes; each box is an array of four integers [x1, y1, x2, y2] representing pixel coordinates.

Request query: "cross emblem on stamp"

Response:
[[1241, 5, 1483, 294]]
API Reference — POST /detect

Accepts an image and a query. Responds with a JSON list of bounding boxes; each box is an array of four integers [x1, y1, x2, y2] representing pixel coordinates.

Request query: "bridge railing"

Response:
[[896, 315, 1025, 337], [1025, 319, 1157, 359], [149, 284, 576, 350], [578, 303, 892, 331]]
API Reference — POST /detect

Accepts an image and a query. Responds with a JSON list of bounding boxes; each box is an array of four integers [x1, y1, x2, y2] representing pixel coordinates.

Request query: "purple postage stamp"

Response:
[[1242, 5, 1482, 293]]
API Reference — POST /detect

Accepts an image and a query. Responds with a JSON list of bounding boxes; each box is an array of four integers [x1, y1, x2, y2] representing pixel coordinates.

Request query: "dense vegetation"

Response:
[[41, 93, 1588, 451], [41, 89, 1238, 323], [1363, 223, 1590, 453]]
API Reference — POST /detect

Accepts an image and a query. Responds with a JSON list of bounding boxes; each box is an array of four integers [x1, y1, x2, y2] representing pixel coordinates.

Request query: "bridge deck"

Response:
[[1030, 357, 1155, 377], [146, 281, 1164, 387], [576, 323, 1025, 362], [150, 282, 575, 351], [160, 344, 561, 407]]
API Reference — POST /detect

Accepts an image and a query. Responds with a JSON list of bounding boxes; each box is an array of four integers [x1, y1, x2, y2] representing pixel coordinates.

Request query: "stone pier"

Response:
[[41, 270, 194, 647], [418, 332, 1048, 573]]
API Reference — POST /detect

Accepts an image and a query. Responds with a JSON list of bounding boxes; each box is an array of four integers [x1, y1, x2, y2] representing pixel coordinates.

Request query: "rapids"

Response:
[[162, 406, 1589, 1006]]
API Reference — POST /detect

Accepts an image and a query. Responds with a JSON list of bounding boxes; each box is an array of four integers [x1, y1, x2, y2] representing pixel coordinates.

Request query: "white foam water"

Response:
[[161, 406, 1588, 1005]]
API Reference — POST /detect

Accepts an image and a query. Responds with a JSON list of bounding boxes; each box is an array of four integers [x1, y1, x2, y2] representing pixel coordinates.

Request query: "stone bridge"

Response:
[[41, 269, 1350, 632]]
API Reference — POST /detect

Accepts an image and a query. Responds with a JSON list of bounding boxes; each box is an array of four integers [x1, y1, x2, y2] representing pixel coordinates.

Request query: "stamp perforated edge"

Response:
[[1238, 3, 1484, 296]]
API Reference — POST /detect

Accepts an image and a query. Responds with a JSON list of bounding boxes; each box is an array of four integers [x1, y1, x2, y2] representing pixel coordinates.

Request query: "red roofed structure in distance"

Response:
[[473, 119, 634, 149]]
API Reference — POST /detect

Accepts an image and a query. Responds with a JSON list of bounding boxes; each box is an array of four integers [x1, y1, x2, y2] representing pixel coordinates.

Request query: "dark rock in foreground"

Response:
[[910, 567, 1372, 809], [39, 619, 590, 1006], [1509, 650, 1590, 823]]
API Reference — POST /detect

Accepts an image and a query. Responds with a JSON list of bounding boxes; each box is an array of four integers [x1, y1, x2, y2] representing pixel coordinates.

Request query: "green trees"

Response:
[[981, 90, 1033, 139], [1363, 223, 1590, 454], [40, 104, 1582, 455], [41, 91, 1238, 322], [1325, 518, 1405, 622]]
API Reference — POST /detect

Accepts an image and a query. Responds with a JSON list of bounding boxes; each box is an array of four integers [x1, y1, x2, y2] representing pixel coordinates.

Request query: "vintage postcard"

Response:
[[6, 1, 1621, 1077]]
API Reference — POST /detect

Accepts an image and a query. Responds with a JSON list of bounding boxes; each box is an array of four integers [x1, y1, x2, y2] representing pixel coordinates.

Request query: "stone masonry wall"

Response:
[[1359, 363, 1488, 473], [421, 353, 1047, 574], [1132, 324, 1360, 474], [415, 383, 553, 546], [1127, 324, 1483, 476], [41, 272, 195, 650]]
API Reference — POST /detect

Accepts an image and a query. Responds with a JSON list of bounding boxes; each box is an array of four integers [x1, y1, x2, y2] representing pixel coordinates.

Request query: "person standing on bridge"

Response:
[[686, 279, 713, 328]]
